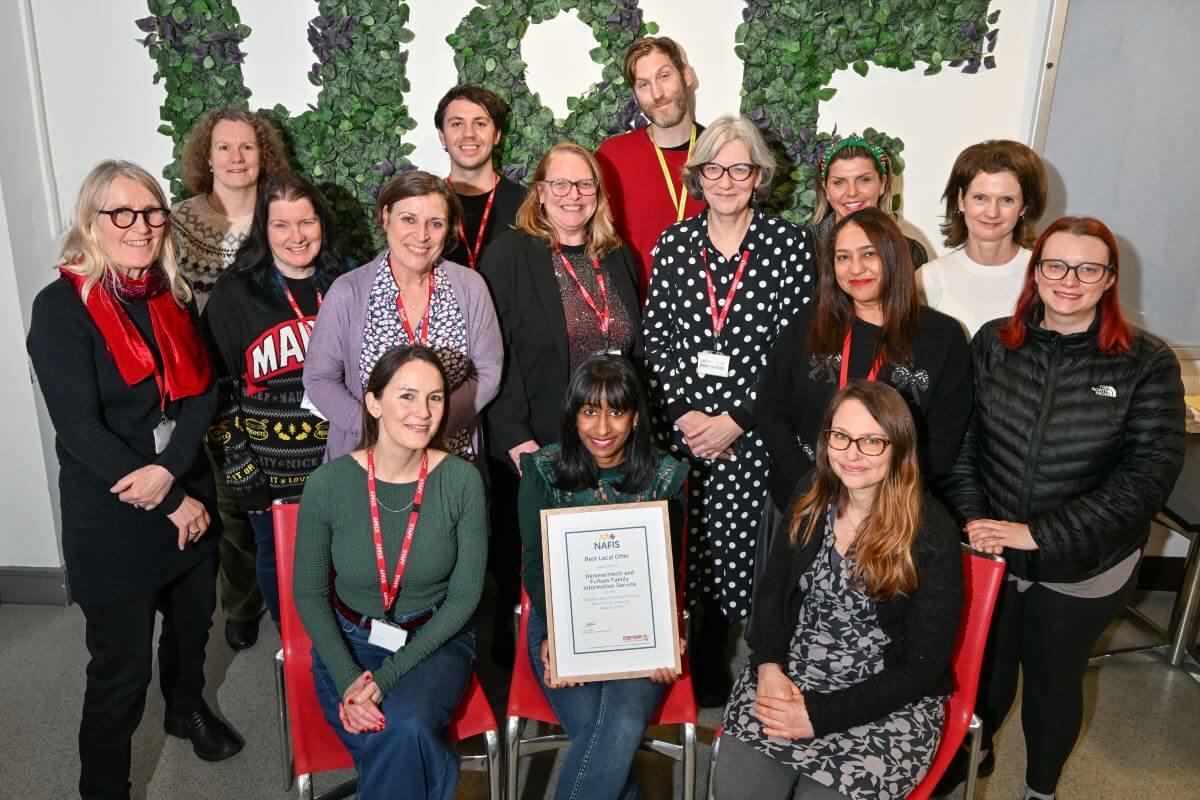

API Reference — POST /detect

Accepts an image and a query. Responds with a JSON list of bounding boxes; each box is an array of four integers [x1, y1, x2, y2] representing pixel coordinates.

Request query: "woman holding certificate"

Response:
[[642, 115, 815, 703], [716, 381, 963, 800], [293, 345, 488, 800], [518, 354, 688, 800]]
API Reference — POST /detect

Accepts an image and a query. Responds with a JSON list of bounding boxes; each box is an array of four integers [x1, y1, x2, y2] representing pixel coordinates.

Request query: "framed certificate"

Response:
[[541, 500, 680, 683]]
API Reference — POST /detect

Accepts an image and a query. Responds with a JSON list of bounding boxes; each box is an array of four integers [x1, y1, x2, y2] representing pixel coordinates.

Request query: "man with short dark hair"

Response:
[[596, 36, 706, 298], [435, 85, 525, 270]]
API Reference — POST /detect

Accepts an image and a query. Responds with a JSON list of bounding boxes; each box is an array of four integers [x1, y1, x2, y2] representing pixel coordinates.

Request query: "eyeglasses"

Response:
[[1036, 259, 1112, 284], [698, 162, 758, 182], [826, 430, 891, 456], [97, 207, 170, 229], [541, 178, 598, 197]]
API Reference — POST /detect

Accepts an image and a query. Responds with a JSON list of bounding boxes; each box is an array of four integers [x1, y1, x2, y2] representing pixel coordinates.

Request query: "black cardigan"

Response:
[[26, 277, 219, 605], [942, 316, 1185, 583], [756, 303, 972, 509], [479, 228, 643, 459], [745, 485, 963, 738]]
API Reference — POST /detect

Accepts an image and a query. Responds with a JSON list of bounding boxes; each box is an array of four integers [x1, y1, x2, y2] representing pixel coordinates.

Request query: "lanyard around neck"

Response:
[[839, 327, 883, 389], [701, 247, 750, 341], [556, 250, 611, 336], [447, 174, 498, 270], [650, 124, 696, 224], [391, 260, 435, 345], [367, 447, 429, 615]]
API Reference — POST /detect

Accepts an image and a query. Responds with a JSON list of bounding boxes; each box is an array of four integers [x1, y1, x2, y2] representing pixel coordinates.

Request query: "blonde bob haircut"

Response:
[[59, 160, 191, 304], [515, 142, 622, 258], [682, 114, 775, 203], [789, 380, 922, 601]]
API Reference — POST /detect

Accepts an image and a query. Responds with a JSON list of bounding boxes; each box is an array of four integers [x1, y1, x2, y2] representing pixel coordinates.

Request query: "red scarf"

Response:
[[60, 267, 211, 402]]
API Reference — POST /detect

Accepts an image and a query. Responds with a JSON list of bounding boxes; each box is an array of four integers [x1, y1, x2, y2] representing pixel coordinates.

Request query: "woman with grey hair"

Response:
[[643, 114, 816, 704]]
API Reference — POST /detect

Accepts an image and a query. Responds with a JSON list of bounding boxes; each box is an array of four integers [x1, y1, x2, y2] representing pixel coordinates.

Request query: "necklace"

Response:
[[374, 494, 414, 514]]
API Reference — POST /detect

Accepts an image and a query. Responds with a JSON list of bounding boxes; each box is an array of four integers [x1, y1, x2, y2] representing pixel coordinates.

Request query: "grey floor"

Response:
[[1, 587, 1197, 799]]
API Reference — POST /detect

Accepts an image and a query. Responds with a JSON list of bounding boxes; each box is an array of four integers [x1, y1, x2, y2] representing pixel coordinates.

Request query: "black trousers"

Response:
[[979, 569, 1136, 794], [77, 553, 218, 800]]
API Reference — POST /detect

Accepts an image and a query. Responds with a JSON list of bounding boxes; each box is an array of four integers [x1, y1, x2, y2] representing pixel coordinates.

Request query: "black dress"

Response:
[[643, 208, 815, 618]]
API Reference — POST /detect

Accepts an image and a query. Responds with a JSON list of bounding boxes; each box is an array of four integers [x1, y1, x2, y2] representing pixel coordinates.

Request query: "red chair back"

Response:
[[273, 500, 355, 778], [272, 500, 499, 781], [907, 545, 1006, 800], [506, 587, 697, 726]]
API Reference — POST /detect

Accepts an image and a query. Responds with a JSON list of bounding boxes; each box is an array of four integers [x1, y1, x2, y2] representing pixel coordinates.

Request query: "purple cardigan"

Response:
[[303, 251, 504, 461]]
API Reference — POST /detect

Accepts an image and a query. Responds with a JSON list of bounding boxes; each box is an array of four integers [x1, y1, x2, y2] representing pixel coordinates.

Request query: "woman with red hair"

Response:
[[937, 216, 1186, 799]]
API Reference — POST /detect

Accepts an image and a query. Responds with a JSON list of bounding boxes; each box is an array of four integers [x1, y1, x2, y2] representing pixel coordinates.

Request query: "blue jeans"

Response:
[[311, 608, 475, 800], [527, 606, 666, 800], [246, 512, 280, 622]]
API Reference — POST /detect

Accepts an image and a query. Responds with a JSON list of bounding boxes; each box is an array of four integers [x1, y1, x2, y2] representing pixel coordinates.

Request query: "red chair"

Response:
[[706, 544, 1005, 800], [505, 587, 698, 799], [271, 499, 502, 799]]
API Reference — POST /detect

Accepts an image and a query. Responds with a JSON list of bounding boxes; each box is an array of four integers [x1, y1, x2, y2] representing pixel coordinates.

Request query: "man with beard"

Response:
[[436, 85, 526, 271], [596, 37, 706, 299]]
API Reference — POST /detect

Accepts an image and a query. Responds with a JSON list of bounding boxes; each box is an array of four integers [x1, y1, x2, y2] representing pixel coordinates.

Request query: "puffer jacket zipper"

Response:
[[1018, 334, 1061, 517]]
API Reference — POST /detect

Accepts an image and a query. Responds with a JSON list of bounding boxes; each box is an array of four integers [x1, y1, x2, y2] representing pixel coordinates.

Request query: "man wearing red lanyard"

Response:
[[596, 36, 707, 300], [435, 86, 525, 270]]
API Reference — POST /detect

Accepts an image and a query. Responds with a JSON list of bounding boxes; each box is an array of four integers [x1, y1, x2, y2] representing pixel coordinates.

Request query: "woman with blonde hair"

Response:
[[27, 160, 242, 799], [480, 141, 642, 473], [643, 114, 815, 703], [716, 381, 963, 799], [173, 106, 289, 650]]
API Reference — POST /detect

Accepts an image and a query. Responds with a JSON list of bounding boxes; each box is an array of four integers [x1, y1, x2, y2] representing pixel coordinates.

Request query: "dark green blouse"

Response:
[[517, 443, 689, 619]]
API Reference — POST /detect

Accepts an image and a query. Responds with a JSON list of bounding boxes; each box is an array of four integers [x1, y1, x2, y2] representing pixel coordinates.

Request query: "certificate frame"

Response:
[[541, 500, 680, 683]]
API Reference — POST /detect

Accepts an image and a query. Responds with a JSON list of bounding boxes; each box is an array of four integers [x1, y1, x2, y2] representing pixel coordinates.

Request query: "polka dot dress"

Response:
[[643, 209, 814, 619]]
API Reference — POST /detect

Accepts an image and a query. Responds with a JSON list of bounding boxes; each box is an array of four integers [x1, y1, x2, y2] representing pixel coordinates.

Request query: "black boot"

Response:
[[691, 602, 733, 708], [224, 615, 261, 651], [165, 701, 245, 762]]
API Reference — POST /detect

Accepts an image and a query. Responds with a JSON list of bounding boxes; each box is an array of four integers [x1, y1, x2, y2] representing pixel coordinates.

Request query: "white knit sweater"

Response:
[[918, 246, 1031, 337]]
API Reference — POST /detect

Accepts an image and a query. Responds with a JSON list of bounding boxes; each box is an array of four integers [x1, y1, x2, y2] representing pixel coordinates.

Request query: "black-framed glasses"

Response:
[[541, 178, 598, 197], [1036, 258, 1112, 284], [97, 207, 170, 229], [826, 430, 891, 456], [698, 162, 758, 182]]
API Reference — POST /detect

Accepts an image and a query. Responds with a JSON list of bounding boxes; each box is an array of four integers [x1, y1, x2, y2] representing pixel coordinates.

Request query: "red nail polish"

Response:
[[347, 699, 355, 705], [364, 675, 372, 682]]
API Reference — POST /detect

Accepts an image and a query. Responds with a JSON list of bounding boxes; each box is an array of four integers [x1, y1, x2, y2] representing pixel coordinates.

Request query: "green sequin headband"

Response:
[[820, 134, 890, 181]]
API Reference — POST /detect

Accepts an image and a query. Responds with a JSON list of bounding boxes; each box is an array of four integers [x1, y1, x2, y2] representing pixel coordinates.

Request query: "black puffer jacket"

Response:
[[944, 315, 1185, 583]]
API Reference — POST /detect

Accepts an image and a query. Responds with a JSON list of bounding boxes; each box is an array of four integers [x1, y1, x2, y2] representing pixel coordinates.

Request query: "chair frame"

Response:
[[705, 544, 1005, 800], [270, 498, 503, 799]]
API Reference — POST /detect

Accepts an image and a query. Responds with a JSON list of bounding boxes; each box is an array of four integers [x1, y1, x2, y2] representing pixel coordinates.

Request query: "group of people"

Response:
[[25, 34, 1186, 800]]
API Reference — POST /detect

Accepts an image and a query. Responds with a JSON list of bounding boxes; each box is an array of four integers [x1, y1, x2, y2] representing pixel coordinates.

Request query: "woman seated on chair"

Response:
[[518, 354, 688, 800], [293, 344, 488, 800], [715, 381, 963, 800]]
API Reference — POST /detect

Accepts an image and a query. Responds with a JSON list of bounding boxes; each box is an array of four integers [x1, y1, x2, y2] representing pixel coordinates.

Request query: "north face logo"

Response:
[[1092, 385, 1116, 398]]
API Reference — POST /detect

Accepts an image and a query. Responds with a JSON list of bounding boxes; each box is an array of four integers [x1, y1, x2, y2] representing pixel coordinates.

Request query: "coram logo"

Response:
[[593, 531, 621, 551], [622, 634, 650, 643]]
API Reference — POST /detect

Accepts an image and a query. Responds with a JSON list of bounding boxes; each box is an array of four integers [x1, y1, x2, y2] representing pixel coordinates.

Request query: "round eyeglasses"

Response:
[[97, 207, 170, 229], [541, 178, 598, 197], [826, 430, 891, 456], [1036, 259, 1112, 284], [698, 162, 758, 182]]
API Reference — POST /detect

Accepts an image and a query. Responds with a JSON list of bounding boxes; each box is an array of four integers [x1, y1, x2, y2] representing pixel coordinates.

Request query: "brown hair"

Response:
[[359, 345, 450, 450], [375, 170, 464, 255], [434, 85, 511, 131], [940, 140, 1047, 249], [622, 36, 688, 87], [790, 381, 922, 600], [180, 108, 289, 196], [515, 142, 622, 258], [812, 146, 895, 226], [807, 207, 920, 366]]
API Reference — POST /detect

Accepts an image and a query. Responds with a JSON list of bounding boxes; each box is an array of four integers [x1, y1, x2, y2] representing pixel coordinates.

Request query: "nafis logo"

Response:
[[593, 532, 621, 551]]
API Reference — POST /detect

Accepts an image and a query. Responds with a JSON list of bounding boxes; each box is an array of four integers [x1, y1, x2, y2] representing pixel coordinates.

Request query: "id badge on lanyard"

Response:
[[698, 248, 749, 380], [368, 619, 409, 652], [365, 447, 429, 652]]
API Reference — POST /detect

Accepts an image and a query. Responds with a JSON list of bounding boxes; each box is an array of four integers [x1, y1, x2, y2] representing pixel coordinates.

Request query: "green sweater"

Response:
[[294, 453, 487, 695], [518, 444, 688, 619]]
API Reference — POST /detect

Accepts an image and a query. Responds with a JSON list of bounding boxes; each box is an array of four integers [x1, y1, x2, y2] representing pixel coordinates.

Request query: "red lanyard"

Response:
[[701, 247, 750, 340], [367, 447, 429, 615], [556, 250, 611, 335], [282, 282, 322, 323], [447, 175, 498, 270], [394, 266, 435, 345], [839, 328, 883, 389]]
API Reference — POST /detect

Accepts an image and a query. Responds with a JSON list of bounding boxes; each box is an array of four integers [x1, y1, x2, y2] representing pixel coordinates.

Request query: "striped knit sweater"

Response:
[[201, 270, 328, 511]]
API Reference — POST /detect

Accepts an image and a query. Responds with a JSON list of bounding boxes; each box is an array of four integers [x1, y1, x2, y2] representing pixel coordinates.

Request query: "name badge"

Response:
[[367, 619, 409, 652], [697, 350, 731, 378], [153, 418, 176, 454]]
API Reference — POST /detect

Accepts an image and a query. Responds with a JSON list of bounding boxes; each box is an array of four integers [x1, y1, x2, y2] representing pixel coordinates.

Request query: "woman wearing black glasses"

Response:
[[642, 115, 816, 704], [936, 216, 1185, 799], [479, 142, 642, 475]]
